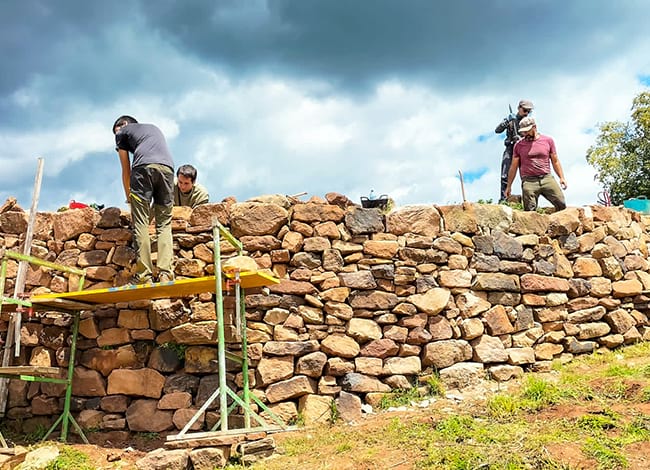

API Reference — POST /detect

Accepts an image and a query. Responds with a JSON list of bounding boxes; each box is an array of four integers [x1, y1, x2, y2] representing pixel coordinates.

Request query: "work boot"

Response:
[[128, 274, 153, 285], [158, 272, 174, 284]]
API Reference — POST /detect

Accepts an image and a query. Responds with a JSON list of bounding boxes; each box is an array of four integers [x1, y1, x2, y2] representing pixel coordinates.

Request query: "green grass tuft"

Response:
[[45, 447, 94, 470]]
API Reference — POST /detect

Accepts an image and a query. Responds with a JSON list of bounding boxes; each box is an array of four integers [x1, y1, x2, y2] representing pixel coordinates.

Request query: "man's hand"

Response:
[[505, 185, 511, 198], [560, 178, 567, 190]]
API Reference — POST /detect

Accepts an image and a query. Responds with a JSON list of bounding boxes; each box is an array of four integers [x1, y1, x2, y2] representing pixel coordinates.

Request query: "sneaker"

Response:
[[128, 274, 153, 285], [158, 272, 174, 283]]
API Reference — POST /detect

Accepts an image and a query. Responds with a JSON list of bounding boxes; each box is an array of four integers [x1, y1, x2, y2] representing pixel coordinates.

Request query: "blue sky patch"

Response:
[[460, 168, 488, 183]]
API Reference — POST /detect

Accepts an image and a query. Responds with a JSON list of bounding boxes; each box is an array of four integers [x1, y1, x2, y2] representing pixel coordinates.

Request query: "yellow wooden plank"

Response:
[[28, 272, 279, 309]]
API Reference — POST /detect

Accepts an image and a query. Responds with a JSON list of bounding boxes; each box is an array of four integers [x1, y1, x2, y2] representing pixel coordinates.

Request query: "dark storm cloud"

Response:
[[139, 0, 648, 92], [0, 0, 212, 126], [0, 1, 118, 94]]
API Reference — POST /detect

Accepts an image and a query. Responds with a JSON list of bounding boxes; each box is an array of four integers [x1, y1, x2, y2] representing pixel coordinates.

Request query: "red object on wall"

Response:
[[69, 200, 89, 209]]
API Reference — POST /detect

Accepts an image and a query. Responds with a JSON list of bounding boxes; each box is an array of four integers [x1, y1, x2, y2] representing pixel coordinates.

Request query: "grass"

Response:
[[222, 342, 650, 469], [44, 446, 94, 470], [6, 342, 648, 470], [378, 387, 421, 409]]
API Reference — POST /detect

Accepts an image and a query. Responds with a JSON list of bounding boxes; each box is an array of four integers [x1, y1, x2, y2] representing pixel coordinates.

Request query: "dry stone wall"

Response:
[[1, 194, 650, 438]]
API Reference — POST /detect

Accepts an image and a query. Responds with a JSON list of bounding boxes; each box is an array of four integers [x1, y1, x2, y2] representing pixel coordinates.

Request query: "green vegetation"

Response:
[[44, 446, 94, 470], [425, 374, 445, 397], [161, 341, 188, 360], [288, 412, 305, 427], [378, 386, 421, 409], [134, 431, 160, 441], [22, 424, 48, 444], [223, 342, 650, 469], [586, 90, 650, 204], [328, 399, 339, 424]]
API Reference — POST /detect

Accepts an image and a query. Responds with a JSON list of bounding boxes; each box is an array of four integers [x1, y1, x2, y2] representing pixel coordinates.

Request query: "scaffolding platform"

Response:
[[27, 271, 279, 310], [1, 222, 287, 445]]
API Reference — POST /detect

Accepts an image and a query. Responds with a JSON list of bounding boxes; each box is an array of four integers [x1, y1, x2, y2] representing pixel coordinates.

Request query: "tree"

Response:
[[586, 91, 650, 205]]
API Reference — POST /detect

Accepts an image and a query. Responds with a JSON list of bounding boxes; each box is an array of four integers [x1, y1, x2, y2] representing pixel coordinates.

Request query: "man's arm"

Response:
[[117, 149, 131, 201], [495, 116, 510, 134], [504, 154, 520, 198], [550, 152, 568, 189]]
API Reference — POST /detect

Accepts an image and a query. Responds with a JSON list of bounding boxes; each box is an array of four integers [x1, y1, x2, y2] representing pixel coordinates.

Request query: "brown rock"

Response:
[[407, 288, 450, 315], [338, 271, 377, 289], [265, 376, 316, 403], [173, 408, 204, 431], [337, 391, 362, 423], [341, 372, 390, 393], [80, 346, 139, 376], [298, 394, 333, 425], [158, 392, 192, 410], [107, 368, 165, 398], [520, 274, 570, 292], [262, 341, 320, 356], [78, 317, 100, 339], [611, 279, 642, 298], [100, 395, 129, 412], [97, 328, 131, 347], [72, 367, 107, 397], [269, 279, 317, 295], [117, 310, 149, 329], [0, 210, 28, 234], [573, 257, 602, 277], [149, 299, 190, 331], [295, 351, 328, 378], [230, 202, 288, 237], [257, 356, 294, 386], [456, 292, 491, 318], [86, 266, 119, 282], [386, 205, 441, 237], [359, 338, 399, 358], [422, 339, 472, 368], [189, 448, 229, 470], [126, 399, 174, 432], [321, 334, 360, 358], [484, 305, 515, 335], [293, 203, 345, 223], [474, 273, 520, 292], [349, 290, 399, 310], [183, 346, 218, 374], [321, 287, 351, 302], [471, 335, 509, 363], [170, 321, 218, 345], [52, 207, 98, 241], [347, 318, 382, 343]]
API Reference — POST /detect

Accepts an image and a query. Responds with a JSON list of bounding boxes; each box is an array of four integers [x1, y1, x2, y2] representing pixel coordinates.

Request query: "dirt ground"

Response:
[[4, 364, 650, 469]]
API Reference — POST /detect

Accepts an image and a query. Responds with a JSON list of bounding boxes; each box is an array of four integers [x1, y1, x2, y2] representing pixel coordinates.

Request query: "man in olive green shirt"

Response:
[[173, 164, 210, 208]]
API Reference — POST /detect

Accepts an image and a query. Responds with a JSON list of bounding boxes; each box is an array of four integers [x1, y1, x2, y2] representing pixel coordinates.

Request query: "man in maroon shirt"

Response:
[[504, 116, 567, 211]]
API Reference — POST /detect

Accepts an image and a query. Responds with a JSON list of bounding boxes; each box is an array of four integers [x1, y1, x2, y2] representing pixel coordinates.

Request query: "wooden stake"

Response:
[[458, 170, 467, 203], [0, 157, 44, 416]]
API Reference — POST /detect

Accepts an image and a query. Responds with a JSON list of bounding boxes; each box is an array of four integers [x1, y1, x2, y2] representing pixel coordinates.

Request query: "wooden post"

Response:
[[0, 157, 44, 415], [458, 170, 467, 203]]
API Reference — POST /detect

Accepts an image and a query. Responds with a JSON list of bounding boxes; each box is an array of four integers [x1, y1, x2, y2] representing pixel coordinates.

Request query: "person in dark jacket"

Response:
[[495, 100, 534, 202]]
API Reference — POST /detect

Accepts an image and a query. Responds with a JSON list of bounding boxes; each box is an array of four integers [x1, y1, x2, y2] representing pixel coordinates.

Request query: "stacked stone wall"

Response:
[[1, 194, 649, 437]]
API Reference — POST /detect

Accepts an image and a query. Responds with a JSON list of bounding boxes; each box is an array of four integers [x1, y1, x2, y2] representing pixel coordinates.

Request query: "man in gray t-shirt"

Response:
[[113, 115, 175, 284]]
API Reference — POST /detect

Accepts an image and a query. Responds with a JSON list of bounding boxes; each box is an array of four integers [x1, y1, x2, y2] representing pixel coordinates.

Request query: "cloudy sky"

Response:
[[2, 0, 649, 212]]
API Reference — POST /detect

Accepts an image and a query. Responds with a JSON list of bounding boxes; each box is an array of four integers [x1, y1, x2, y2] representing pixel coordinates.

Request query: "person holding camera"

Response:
[[495, 100, 534, 202]]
